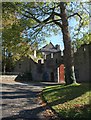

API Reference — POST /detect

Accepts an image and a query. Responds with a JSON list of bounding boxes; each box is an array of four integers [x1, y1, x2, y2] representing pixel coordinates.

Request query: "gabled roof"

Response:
[[41, 42, 55, 49], [40, 42, 61, 53]]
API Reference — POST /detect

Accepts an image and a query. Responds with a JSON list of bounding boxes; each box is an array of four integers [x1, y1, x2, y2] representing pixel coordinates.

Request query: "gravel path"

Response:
[[1, 77, 60, 120]]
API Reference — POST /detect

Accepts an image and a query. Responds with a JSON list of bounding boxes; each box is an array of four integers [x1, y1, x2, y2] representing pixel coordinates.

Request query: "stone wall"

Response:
[[14, 57, 43, 81], [14, 51, 63, 82], [1, 75, 17, 83], [74, 44, 91, 82], [13, 44, 91, 83]]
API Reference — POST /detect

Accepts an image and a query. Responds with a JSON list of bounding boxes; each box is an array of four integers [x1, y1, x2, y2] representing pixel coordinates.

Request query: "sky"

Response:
[[44, 18, 77, 51], [42, 2, 89, 50], [23, 1, 89, 51], [44, 12, 89, 51], [45, 33, 64, 50]]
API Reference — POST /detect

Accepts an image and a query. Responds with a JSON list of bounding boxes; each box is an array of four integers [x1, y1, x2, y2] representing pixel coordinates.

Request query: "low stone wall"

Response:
[[0, 75, 18, 83], [1, 75, 17, 79]]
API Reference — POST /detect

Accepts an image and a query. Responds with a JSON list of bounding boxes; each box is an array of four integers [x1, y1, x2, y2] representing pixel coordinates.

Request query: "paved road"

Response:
[[1, 81, 59, 120]]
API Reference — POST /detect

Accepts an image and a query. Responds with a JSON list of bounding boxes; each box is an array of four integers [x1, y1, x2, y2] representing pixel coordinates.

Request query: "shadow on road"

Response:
[[2, 106, 51, 120], [1, 82, 60, 120]]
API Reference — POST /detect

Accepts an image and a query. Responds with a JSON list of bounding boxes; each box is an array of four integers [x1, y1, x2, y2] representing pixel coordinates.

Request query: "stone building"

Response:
[[14, 42, 65, 83], [14, 42, 91, 83]]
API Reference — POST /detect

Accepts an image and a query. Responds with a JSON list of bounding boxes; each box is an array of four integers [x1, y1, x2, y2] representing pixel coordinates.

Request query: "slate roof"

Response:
[[40, 42, 61, 53]]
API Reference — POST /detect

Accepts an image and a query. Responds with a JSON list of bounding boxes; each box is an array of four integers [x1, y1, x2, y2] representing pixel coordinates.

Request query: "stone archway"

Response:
[[50, 72, 54, 82]]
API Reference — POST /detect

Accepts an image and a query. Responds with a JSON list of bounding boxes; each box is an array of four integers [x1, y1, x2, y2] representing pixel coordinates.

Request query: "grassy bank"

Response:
[[42, 83, 91, 119]]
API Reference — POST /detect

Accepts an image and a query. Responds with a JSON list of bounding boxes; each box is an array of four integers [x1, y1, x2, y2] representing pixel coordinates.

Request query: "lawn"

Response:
[[42, 83, 91, 119]]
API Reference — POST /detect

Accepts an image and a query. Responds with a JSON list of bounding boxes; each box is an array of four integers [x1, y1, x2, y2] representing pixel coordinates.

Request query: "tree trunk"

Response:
[[60, 3, 76, 84]]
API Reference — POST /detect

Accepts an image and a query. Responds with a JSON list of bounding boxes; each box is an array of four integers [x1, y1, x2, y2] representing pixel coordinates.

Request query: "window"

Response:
[[51, 53, 53, 58], [19, 63, 21, 69]]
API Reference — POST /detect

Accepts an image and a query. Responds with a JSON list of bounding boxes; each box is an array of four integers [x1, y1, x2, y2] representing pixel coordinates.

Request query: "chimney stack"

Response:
[[55, 44, 60, 50]]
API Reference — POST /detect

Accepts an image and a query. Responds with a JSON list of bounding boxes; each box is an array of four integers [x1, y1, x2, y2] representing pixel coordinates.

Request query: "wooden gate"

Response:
[[58, 64, 65, 83]]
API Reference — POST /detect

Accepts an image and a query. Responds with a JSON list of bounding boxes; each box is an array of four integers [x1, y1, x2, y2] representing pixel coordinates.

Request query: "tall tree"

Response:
[[2, 2, 46, 72], [15, 2, 89, 84], [2, 2, 45, 59]]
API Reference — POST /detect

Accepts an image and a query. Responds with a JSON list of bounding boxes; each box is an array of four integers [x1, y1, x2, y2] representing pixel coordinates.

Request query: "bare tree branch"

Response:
[[53, 20, 62, 28], [68, 13, 82, 20], [30, 26, 44, 37], [22, 11, 41, 23], [81, 3, 90, 15], [54, 12, 61, 17], [32, 18, 62, 30], [22, 8, 55, 24]]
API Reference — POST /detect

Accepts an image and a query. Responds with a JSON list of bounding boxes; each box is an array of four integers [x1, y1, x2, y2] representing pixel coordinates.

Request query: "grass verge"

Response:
[[42, 83, 91, 119]]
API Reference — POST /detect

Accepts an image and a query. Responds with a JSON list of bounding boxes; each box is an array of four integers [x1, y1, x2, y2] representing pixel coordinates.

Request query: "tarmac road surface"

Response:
[[1, 78, 60, 120]]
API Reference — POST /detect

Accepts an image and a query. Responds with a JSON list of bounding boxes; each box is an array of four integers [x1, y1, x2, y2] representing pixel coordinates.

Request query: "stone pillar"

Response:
[[57, 67, 60, 83]]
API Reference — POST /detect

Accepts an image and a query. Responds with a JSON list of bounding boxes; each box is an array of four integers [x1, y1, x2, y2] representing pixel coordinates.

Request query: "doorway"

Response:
[[59, 64, 65, 83], [50, 72, 54, 82]]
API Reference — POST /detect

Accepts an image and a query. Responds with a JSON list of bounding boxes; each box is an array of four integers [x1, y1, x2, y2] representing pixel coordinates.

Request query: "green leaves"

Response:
[[72, 33, 91, 49]]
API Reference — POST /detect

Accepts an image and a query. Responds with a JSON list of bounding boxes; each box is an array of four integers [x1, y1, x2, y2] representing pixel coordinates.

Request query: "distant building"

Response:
[[14, 42, 65, 83], [40, 42, 61, 59]]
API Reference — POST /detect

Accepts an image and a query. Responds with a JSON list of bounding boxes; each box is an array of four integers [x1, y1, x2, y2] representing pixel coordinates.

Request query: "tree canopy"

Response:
[[2, 2, 46, 61], [72, 33, 91, 49], [2, 2, 90, 55]]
